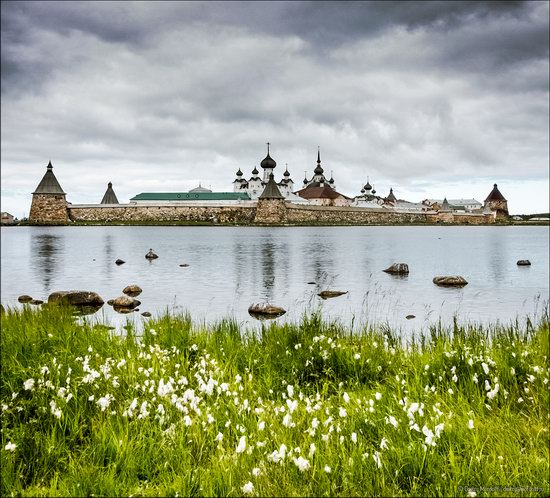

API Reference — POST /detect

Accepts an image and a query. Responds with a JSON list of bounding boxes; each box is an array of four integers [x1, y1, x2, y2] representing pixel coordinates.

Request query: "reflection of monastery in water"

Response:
[[28, 145, 509, 225]]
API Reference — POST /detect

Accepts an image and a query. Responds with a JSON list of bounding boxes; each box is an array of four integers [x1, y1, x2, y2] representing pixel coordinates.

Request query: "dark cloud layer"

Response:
[[1, 1, 548, 216]]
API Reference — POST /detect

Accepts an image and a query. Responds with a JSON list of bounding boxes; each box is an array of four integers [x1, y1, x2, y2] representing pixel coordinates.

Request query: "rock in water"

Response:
[[179, 263, 190, 267], [123, 284, 142, 297], [145, 249, 158, 259], [112, 295, 141, 308], [248, 303, 286, 319], [517, 260, 531, 266], [48, 291, 105, 306], [141, 311, 152, 317], [406, 314, 416, 320], [115, 259, 126, 265], [30, 299, 44, 305], [318, 290, 348, 299], [18, 295, 33, 303], [432, 276, 468, 287], [107, 299, 115, 306], [383, 263, 409, 275]]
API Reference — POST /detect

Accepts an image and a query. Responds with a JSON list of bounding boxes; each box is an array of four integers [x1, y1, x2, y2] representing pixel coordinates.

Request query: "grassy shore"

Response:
[[1, 305, 548, 497]]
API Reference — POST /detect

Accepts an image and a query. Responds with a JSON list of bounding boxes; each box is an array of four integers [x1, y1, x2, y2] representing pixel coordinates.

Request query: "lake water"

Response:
[[1, 226, 548, 334]]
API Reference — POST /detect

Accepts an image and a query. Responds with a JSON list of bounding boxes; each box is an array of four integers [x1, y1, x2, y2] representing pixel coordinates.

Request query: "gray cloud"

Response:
[[1, 1, 548, 217]]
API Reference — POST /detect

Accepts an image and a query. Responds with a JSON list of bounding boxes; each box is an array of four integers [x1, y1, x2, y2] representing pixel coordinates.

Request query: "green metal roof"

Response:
[[130, 192, 251, 201]]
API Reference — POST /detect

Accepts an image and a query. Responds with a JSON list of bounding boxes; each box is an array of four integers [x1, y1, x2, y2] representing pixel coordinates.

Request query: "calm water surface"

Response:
[[1, 226, 548, 334]]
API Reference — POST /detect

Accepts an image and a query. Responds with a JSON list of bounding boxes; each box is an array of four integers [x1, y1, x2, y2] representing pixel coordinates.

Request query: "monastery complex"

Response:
[[29, 145, 509, 225]]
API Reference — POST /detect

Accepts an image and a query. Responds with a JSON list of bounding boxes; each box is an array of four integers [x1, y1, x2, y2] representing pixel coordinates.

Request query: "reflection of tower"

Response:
[[31, 233, 63, 293], [103, 234, 114, 276], [260, 236, 276, 300]]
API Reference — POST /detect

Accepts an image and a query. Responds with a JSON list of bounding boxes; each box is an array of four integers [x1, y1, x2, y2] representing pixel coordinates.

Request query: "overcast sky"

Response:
[[1, 0, 548, 217]]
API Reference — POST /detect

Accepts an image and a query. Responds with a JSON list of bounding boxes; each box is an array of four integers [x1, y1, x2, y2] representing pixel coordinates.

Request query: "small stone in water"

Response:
[[406, 314, 416, 320], [115, 259, 125, 265], [141, 311, 152, 317]]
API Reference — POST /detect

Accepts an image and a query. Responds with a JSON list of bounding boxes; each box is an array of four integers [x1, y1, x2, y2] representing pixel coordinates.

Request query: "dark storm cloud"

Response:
[[1, 1, 548, 216]]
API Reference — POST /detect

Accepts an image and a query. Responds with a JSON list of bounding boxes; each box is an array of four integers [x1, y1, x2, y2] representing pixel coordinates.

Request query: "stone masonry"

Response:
[[29, 194, 69, 224]]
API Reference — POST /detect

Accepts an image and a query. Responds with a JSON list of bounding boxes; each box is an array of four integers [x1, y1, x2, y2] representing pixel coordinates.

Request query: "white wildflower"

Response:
[[339, 407, 347, 417], [293, 456, 310, 472], [351, 432, 357, 444], [23, 379, 35, 391], [258, 420, 265, 431], [343, 392, 350, 403], [375, 392, 382, 400], [380, 437, 388, 450], [4, 441, 16, 452], [324, 465, 331, 473], [251, 467, 261, 477], [236, 436, 247, 454], [215, 432, 224, 442], [468, 419, 474, 429], [241, 481, 254, 495], [372, 451, 382, 468], [482, 362, 489, 375]]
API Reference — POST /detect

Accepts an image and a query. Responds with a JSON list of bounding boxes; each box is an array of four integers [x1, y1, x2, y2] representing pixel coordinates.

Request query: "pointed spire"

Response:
[[33, 161, 65, 194], [101, 181, 119, 204], [259, 172, 284, 199], [267, 142, 270, 155], [284, 163, 290, 177], [314, 147, 324, 175], [317, 146, 321, 164]]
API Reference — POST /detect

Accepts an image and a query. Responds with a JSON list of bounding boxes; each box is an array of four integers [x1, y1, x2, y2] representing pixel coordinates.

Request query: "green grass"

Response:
[[1, 305, 548, 497]]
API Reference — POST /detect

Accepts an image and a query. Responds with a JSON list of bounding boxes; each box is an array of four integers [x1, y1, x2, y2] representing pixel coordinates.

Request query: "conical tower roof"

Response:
[[259, 173, 284, 199], [386, 188, 397, 202], [33, 161, 65, 194], [484, 183, 506, 202], [100, 182, 119, 204]]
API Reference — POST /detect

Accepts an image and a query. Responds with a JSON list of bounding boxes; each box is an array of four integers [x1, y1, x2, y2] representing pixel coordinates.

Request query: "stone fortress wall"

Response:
[[52, 199, 495, 225]]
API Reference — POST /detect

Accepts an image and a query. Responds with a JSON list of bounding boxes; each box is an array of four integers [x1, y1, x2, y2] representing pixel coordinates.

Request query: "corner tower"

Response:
[[29, 161, 68, 224], [484, 183, 508, 219]]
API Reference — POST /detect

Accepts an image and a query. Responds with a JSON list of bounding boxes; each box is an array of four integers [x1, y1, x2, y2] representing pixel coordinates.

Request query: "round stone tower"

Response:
[[29, 161, 69, 224]]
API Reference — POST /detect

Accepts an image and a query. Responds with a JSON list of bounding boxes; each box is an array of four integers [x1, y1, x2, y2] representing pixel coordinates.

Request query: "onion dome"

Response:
[[363, 181, 372, 191], [314, 148, 324, 175], [371, 186, 376, 195], [260, 143, 276, 169], [303, 175, 308, 185], [284, 164, 290, 177], [236, 168, 243, 177], [252, 166, 259, 175], [361, 188, 365, 194]]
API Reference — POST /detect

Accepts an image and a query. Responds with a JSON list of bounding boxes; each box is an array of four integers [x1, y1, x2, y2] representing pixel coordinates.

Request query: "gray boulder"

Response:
[[517, 260, 531, 266], [383, 263, 409, 275], [48, 291, 105, 306], [318, 290, 349, 299], [18, 295, 33, 303], [145, 249, 158, 259], [112, 295, 141, 308], [123, 284, 142, 296], [433, 276, 468, 287]]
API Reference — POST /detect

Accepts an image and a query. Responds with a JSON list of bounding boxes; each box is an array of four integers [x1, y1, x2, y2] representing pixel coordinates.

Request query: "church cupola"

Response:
[[260, 142, 276, 183], [313, 147, 324, 176]]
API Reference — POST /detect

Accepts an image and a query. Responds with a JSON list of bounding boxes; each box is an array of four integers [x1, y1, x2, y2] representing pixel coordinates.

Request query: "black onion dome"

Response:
[[303, 177, 308, 185], [361, 188, 365, 194], [329, 177, 334, 184], [363, 181, 372, 190], [236, 168, 243, 176], [261, 154, 276, 169], [314, 149, 323, 175], [252, 166, 259, 175], [284, 168, 290, 177]]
